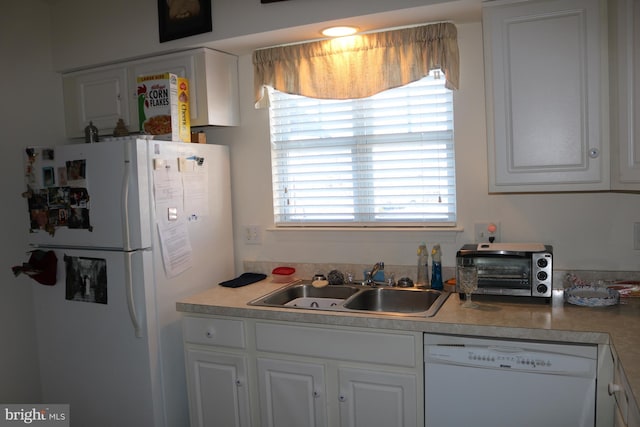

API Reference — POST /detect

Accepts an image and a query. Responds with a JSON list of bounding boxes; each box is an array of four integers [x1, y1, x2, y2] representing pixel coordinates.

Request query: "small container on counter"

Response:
[[416, 242, 429, 288], [271, 266, 296, 283], [430, 244, 443, 290]]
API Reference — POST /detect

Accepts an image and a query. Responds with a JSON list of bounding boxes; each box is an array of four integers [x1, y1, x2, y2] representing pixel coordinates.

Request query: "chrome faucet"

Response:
[[364, 262, 384, 286]]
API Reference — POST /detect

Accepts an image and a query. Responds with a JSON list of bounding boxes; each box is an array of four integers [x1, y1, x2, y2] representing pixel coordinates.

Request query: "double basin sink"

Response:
[[249, 281, 450, 317]]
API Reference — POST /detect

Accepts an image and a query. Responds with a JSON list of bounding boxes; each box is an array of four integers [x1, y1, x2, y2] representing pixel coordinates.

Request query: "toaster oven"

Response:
[[456, 243, 553, 298]]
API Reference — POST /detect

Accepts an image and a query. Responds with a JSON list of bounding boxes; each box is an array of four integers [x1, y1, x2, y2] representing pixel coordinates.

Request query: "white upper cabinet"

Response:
[[63, 48, 239, 139], [483, 0, 609, 192], [610, 0, 640, 190], [128, 48, 239, 131], [63, 66, 130, 139]]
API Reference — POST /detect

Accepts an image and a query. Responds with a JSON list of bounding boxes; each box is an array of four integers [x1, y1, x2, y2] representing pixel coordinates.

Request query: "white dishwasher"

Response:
[[424, 333, 597, 427]]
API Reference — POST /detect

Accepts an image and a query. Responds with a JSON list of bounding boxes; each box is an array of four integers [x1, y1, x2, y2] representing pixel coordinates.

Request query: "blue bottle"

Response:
[[430, 244, 443, 290]]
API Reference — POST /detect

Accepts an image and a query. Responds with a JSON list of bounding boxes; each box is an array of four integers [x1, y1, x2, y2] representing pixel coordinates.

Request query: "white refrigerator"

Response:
[[23, 138, 234, 427]]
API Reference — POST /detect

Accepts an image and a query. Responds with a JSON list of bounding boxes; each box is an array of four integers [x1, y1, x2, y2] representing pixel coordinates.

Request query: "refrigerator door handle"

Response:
[[124, 253, 143, 338], [122, 145, 132, 252], [122, 146, 141, 337]]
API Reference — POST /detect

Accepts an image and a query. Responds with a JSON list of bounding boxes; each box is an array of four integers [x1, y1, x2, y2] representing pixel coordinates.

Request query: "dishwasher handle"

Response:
[[487, 345, 526, 354]]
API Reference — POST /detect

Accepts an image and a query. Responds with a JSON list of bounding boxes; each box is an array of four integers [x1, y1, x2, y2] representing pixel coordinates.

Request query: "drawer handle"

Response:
[[205, 329, 215, 339], [339, 395, 346, 402], [608, 383, 622, 395]]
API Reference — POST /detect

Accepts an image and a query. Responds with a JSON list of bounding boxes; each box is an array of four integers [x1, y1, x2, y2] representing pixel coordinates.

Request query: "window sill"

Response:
[[266, 226, 463, 243]]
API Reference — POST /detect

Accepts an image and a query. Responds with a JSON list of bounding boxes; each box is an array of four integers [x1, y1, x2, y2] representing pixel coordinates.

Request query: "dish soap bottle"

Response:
[[430, 244, 443, 290], [416, 242, 429, 288]]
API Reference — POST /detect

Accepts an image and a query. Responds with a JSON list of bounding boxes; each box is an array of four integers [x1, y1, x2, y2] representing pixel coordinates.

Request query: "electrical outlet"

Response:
[[244, 225, 262, 244], [474, 222, 501, 243], [634, 222, 640, 250]]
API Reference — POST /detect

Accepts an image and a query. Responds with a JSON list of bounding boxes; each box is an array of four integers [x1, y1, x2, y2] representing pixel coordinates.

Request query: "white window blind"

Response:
[[268, 71, 456, 227]]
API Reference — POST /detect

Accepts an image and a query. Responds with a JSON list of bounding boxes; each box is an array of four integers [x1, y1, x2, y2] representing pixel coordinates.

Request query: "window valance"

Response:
[[253, 22, 459, 105]]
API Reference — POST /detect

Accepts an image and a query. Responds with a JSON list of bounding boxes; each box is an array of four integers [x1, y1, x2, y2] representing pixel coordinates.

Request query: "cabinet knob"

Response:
[[339, 395, 346, 402], [589, 148, 600, 159], [205, 329, 214, 339], [608, 383, 622, 395], [313, 391, 319, 398], [236, 380, 242, 387]]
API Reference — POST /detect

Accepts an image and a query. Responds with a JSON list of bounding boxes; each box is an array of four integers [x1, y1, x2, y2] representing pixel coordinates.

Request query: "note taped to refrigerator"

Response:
[[157, 220, 193, 278], [153, 165, 184, 219], [153, 165, 194, 277], [182, 166, 209, 218]]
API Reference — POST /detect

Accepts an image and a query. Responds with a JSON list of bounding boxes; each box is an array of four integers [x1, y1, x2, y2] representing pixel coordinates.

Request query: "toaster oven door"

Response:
[[460, 256, 532, 296]]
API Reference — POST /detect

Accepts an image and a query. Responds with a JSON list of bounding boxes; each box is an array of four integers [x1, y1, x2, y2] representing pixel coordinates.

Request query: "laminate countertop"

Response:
[[177, 279, 640, 410]]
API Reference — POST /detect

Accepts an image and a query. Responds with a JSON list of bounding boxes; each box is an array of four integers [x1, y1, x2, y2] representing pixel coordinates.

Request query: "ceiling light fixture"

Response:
[[321, 26, 359, 37]]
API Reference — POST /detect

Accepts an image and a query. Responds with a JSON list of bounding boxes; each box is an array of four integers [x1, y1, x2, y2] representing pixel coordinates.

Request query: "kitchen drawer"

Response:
[[183, 316, 245, 348], [255, 322, 416, 367]]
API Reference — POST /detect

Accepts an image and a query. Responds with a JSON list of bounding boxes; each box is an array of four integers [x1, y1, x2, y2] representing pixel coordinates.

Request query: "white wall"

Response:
[[0, 1, 66, 401], [50, 0, 456, 71], [206, 22, 640, 273]]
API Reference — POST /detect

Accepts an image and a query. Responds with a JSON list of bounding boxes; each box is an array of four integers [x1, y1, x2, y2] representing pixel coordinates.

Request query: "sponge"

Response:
[[311, 279, 329, 288]]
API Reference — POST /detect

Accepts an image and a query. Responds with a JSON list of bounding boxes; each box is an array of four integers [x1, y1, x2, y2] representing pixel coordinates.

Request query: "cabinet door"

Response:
[[338, 367, 418, 427], [597, 345, 616, 427], [185, 348, 251, 427], [611, 0, 640, 190], [257, 358, 327, 427], [484, 0, 608, 192], [62, 66, 130, 138]]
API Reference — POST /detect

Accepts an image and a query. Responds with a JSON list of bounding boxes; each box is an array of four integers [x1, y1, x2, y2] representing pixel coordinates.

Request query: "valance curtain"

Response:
[[253, 22, 459, 105]]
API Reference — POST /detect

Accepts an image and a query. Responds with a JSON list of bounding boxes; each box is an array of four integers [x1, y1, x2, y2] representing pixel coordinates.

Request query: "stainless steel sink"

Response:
[[344, 287, 444, 315], [255, 282, 361, 306], [248, 281, 449, 317]]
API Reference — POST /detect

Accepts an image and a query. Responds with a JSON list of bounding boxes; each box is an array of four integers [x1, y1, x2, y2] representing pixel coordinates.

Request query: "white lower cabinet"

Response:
[[183, 316, 422, 427], [183, 316, 251, 427], [608, 346, 640, 427], [256, 358, 327, 427], [338, 367, 417, 427], [185, 349, 251, 427], [183, 315, 637, 427], [254, 322, 421, 427]]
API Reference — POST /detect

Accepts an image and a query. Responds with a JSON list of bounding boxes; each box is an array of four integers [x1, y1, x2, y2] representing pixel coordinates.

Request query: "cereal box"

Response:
[[136, 72, 190, 142]]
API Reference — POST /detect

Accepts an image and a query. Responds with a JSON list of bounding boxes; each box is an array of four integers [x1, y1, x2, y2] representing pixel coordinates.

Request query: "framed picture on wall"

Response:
[[158, 0, 212, 43]]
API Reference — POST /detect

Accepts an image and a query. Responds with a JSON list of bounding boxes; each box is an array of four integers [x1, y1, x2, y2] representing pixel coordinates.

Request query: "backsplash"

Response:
[[243, 260, 640, 289]]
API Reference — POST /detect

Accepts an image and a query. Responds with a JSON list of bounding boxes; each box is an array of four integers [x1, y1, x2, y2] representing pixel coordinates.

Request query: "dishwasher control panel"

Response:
[[426, 344, 595, 375]]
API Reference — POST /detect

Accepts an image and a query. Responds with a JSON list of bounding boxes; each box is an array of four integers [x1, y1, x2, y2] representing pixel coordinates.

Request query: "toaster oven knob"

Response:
[[537, 258, 549, 268], [536, 284, 548, 294], [537, 271, 548, 281]]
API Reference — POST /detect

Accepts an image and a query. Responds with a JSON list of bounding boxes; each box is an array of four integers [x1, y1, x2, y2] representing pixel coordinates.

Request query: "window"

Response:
[[268, 70, 455, 227]]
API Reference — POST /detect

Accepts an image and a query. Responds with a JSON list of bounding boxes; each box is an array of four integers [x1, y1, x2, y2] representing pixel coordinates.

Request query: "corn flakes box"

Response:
[[136, 72, 190, 142]]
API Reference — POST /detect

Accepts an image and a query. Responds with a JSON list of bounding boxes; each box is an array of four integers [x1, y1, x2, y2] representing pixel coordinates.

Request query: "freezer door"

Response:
[[32, 247, 164, 427], [25, 139, 151, 250]]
